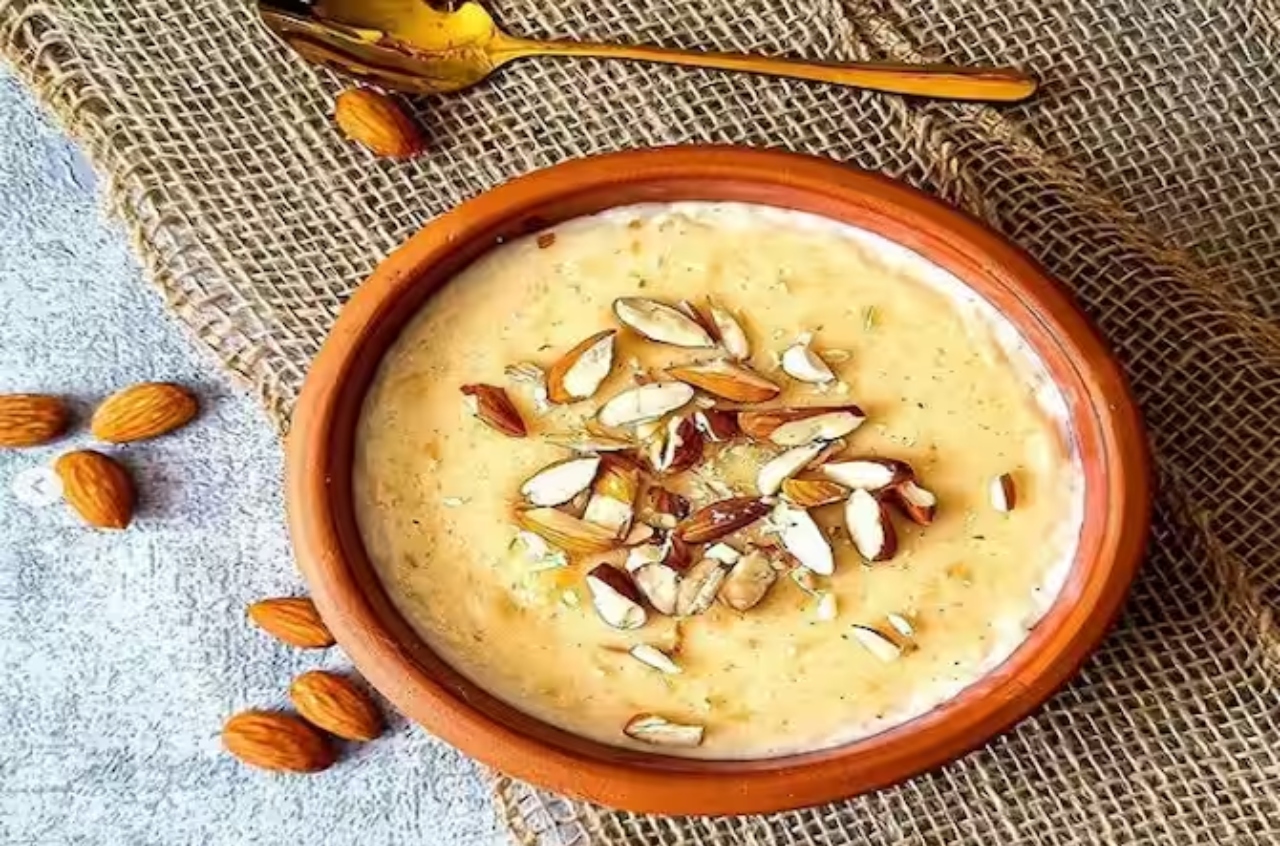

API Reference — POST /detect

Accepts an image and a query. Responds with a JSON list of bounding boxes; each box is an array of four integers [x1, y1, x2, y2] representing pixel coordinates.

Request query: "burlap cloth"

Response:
[[3, 0, 1277, 842]]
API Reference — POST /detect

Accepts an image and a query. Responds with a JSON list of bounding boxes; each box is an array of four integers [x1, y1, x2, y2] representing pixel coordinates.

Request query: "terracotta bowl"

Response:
[[287, 146, 1150, 815]]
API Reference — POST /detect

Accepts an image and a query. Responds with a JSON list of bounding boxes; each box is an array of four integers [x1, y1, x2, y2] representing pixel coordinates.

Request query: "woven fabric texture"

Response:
[[2, 0, 1277, 844]]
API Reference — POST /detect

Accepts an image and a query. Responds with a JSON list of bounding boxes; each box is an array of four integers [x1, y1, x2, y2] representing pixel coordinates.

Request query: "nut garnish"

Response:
[[768, 409, 866, 446], [90, 382, 198, 444], [582, 456, 641, 536], [0, 393, 69, 447], [654, 415, 703, 474], [629, 644, 682, 674], [719, 549, 777, 611], [623, 714, 704, 747], [781, 338, 836, 384], [247, 597, 335, 648], [707, 299, 750, 359], [676, 496, 771, 544], [737, 405, 865, 442], [632, 562, 681, 614], [890, 479, 938, 525], [677, 300, 719, 339], [814, 592, 838, 621], [773, 503, 835, 575], [990, 472, 1017, 512], [704, 542, 742, 565], [823, 458, 911, 491], [222, 711, 336, 774], [886, 612, 916, 640], [625, 542, 667, 572], [850, 625, 903, 662], [667, 360, 781, 403], [517, 507, 619, 554], [461, 384, 527, 438], [845, 489, 898, 562], [639, 485, 691, 529], [597, 381, 694, 427], [613, 297, 716, 348], [546, 330, 617, 403], [55, 450, 135, 530], [333, 88, 425, 160], [623, 522, 657, 546], [675, 557, 729, 616], [781, 477, 850, 508], [586, 564, 648, 630], [693, 408, 739, 442], [757, 442, 827, 496], [543, 432, 634, 452], [520, 456, 602, 507], [289, 671, 383, 742]]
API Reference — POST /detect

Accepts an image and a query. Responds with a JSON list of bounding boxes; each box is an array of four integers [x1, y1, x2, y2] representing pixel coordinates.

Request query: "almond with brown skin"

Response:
[[655, 416, 703, 474], [333, 88, 425, 159], [54, 450, 134, 529], [666, 360, 780, 403], [889, 479, 938, 525], [781, 477, 850, 508], [586, 564, 647, 630], [222, 710, 335, 773], [516, 508, 619, 554], [676, 496, 771, 544], [0, 394, 69, 447], [623, 714, 704, 747], [520, 456, 601, 507], [677, 300, 719, 340], [990, 472, 1017, 512], [90, 382, 197, 444], [823, 458, 912, 491], [774, 503, 835, 575], [247, 597, 335, 648], [631, 562, 680, 614], [597, 381, 694, 428], [737, 405, 865, 441], [545, 330, 616, 403], [675, 557, 729, 616], [289, 671, 383, 742], [719, 549, 777, 611], [693, 408, 738, 442], [461, 384, 527, 437], [582, 455, 642, 536], [706, 299, 750, 360], [757, 442, 827, 496], [613, 297, 715, 348], [638, 485, 690, 530], [845, 489, 898, 562]]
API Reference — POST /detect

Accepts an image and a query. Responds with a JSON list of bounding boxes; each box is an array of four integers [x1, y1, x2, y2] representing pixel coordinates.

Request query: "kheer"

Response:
[[353, 202, 1082, 759]]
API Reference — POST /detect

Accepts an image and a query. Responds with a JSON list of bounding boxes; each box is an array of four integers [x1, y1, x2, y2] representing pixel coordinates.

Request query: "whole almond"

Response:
[[222, 710, 335, 773], [91, 382, 197, 444], [54, 450, 134, 529], [247, 597, 335, 648], [0, 394, 69, 447], [289, 671, 383, 742], [334, 88, 425, 159], [461, 383, 527, 438]]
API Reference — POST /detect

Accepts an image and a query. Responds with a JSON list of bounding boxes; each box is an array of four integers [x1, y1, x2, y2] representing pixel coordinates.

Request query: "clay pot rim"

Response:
[[286, 146, 1151, 815]]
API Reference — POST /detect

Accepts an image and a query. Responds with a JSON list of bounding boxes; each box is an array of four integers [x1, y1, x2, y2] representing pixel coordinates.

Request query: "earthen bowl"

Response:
[[287, 146, 1150, 815]]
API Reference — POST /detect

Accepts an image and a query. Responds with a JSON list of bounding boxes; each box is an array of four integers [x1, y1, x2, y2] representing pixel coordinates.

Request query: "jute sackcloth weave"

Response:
[[2, 0, 1277, 843]]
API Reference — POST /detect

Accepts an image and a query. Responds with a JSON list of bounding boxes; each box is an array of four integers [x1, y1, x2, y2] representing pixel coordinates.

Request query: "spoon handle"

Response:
[[493, 36, 1036, 103]]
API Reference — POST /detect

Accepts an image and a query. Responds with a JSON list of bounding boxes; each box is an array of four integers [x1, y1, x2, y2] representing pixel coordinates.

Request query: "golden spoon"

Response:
[[259, 0, 1037, 102]]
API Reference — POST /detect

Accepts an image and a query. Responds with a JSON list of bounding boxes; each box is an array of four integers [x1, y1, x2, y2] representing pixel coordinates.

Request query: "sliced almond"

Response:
[[693, 408, 739, 442], [625, 542, 667, 572], [675, 496, 771, 544], [654, 415, 703, 474], [664, 533, 695, 572], [781, 340, 836, 384], [719, 549, 777, 611], [704, 542, 742, 565], [623, 523, 656, 546], [707, 299, 750, 360], [814, 592, 838, 621], [614, 297, 716, 348], [757, 442, 827, 496], [623, 714, 704, 747], [667, 360, 780, 404], [677, 300, 719, 339], [586, 565, 647, 630], [543, 432, 635, 453], [773, 503, 835, 575], [516, 508, 619, 555], [461, 384, 527, 438], [850, 625, 902, 662], [504, 362, 552, 414], [822, 458, 911, 491], [582, 457, 641, 537], [675, 558, 729, 616], [598, 382, 694, 428], [770, 410, 865, 446], [990, 473, 1017, 512], [781, 477, 850, 508], [790, 566, 819, 594], [632, 563, 681, 614], [638, 486, 690, 530], [738, 405, 865, 442], [629, 644, 682, 674], [807, 438, 847, 469], [886, 612, 916, 640], [890, 479, 937, 525], [520, 456, 601, 507], [844, 489, 898, 562], [546, 330, 616, 403]]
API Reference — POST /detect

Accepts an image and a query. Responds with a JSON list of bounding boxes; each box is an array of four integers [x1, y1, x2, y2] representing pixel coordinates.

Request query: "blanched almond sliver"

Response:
[[520, 456, 602, 507], [891, 479, 938, 525], [516, 508, 619, 555], [546, 330, 616, 403], [707, 299, 751, 360], [674, 558, 729, 616], [629, 644, 682, 674], [597, 382, 695, 428], [614, 297, 716, 348], [770, 411, 865, 446], [773, 503, 835, 575], [850, 625, 902, 662], [822, 458, 911, 491], [719, 549, 777, 611], [586, 565, 647, 630], [632, 562, 681, 614], [624, 714, 704, 747], [844, 489, 898, 562], [781, 341, 836, 384], [757, 442, 827, 496]]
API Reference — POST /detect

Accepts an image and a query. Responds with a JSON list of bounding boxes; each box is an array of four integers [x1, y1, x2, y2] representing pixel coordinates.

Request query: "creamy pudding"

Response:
[[353, 202, 1082, 759]]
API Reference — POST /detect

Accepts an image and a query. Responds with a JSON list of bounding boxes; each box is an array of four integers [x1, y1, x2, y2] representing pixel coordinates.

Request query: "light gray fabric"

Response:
[[0, 72, 506, 846]]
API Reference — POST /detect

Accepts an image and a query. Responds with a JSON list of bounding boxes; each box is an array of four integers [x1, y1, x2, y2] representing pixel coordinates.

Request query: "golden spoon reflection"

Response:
[[259, 0, 1037, 102]]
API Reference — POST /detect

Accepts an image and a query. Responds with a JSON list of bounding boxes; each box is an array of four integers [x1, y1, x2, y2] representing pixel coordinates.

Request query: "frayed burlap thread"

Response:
[[2, 0, 1277, 843]]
